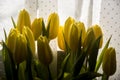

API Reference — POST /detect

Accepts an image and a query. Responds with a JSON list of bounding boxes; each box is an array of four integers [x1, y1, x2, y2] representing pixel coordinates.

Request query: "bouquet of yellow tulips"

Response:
[[1, 9, 116, 80], [57, 17, 116, 80], [2, 9, 59, 80]]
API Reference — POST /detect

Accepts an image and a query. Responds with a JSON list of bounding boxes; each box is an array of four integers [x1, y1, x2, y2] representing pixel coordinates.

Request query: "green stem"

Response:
[[70, 51, 77, 72], [71, 51, 77, 63], [102, 74, 109, 80], [48, 66, 52, 80]]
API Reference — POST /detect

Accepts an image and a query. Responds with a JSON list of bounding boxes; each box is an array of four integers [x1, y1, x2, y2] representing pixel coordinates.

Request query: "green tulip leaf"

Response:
[[33, 60, 49, 80], [76, 31, 82, 58], [63, 72, 72, 80], [73, 72, 102, 80], [25, 45, 33, 80], [72, 50, 87, 77], [3, 29, 7, 41], [18, 61, 26, 80], [34, 77, 43, 80], [58, 53, 70, 80], [41, 20, 46, 36], [46, 19, 51, 38], [2, 41, 17, 80], [95, 36, 112, 72], [11, 16, 16, 28], [62, 32, 70, 54], [88, 36, 101, 72]]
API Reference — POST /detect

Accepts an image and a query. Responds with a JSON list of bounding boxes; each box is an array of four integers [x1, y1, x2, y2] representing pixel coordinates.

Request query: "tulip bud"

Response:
[[7, 28, 19, 54], [92, 25, 103, 48], [83, 28, 95, 50], [17, 9, 31, 33], [57, 26, 65, 50], [68, 23, 79, 52], [76, 21, 86, 46], [13, 34, 27, 64], [7, 28, 27, 64], [31, 18, 43, 40], [47, 13, 59, 40], [64, 17, 75, 45], [37, 36, 53, 66], [102, 47, 116, 76], [22, 27, 35, 55]]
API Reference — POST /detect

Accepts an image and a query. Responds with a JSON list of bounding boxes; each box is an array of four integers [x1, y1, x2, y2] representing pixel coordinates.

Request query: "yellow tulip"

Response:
[[76, 21, 86, 46], [22, 27, 35, 55], [31, 18, 43, 40], [92, 25, 103, 48], [83, 28, 95, 50], [13, 34, 27, 64], [47, 12, 59, 40], [57, 26, 65, 50], [68, 23, 79, 52], [37, 36, 53, 66], [7, 28, 27, 64], [17, 9, 31, 33], [102, 47, 116, 76], [7, 28, 19, 54], [64, 17, 75, 45]]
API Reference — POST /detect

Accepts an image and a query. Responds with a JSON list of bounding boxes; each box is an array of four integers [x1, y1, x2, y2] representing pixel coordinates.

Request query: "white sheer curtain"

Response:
[[0, 0, 24, 40], [0, 0, 24, 77], [58, 0, 102, 27]]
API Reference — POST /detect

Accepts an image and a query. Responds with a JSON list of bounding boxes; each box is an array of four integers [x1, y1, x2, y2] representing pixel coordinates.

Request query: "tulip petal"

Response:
[[57, 26, 65, 50], [47, 13, 59, 40], [31, 18, 43, 40], [37, 36, 53, 66], [17, 9, 31, 33], [22, 27, 35, 55], [64, 17, 75, 45], [14, 34, 27, 64], [92, 25, 103, 48], [68, 23, 79, 52], [102, 47, 116, 76]]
